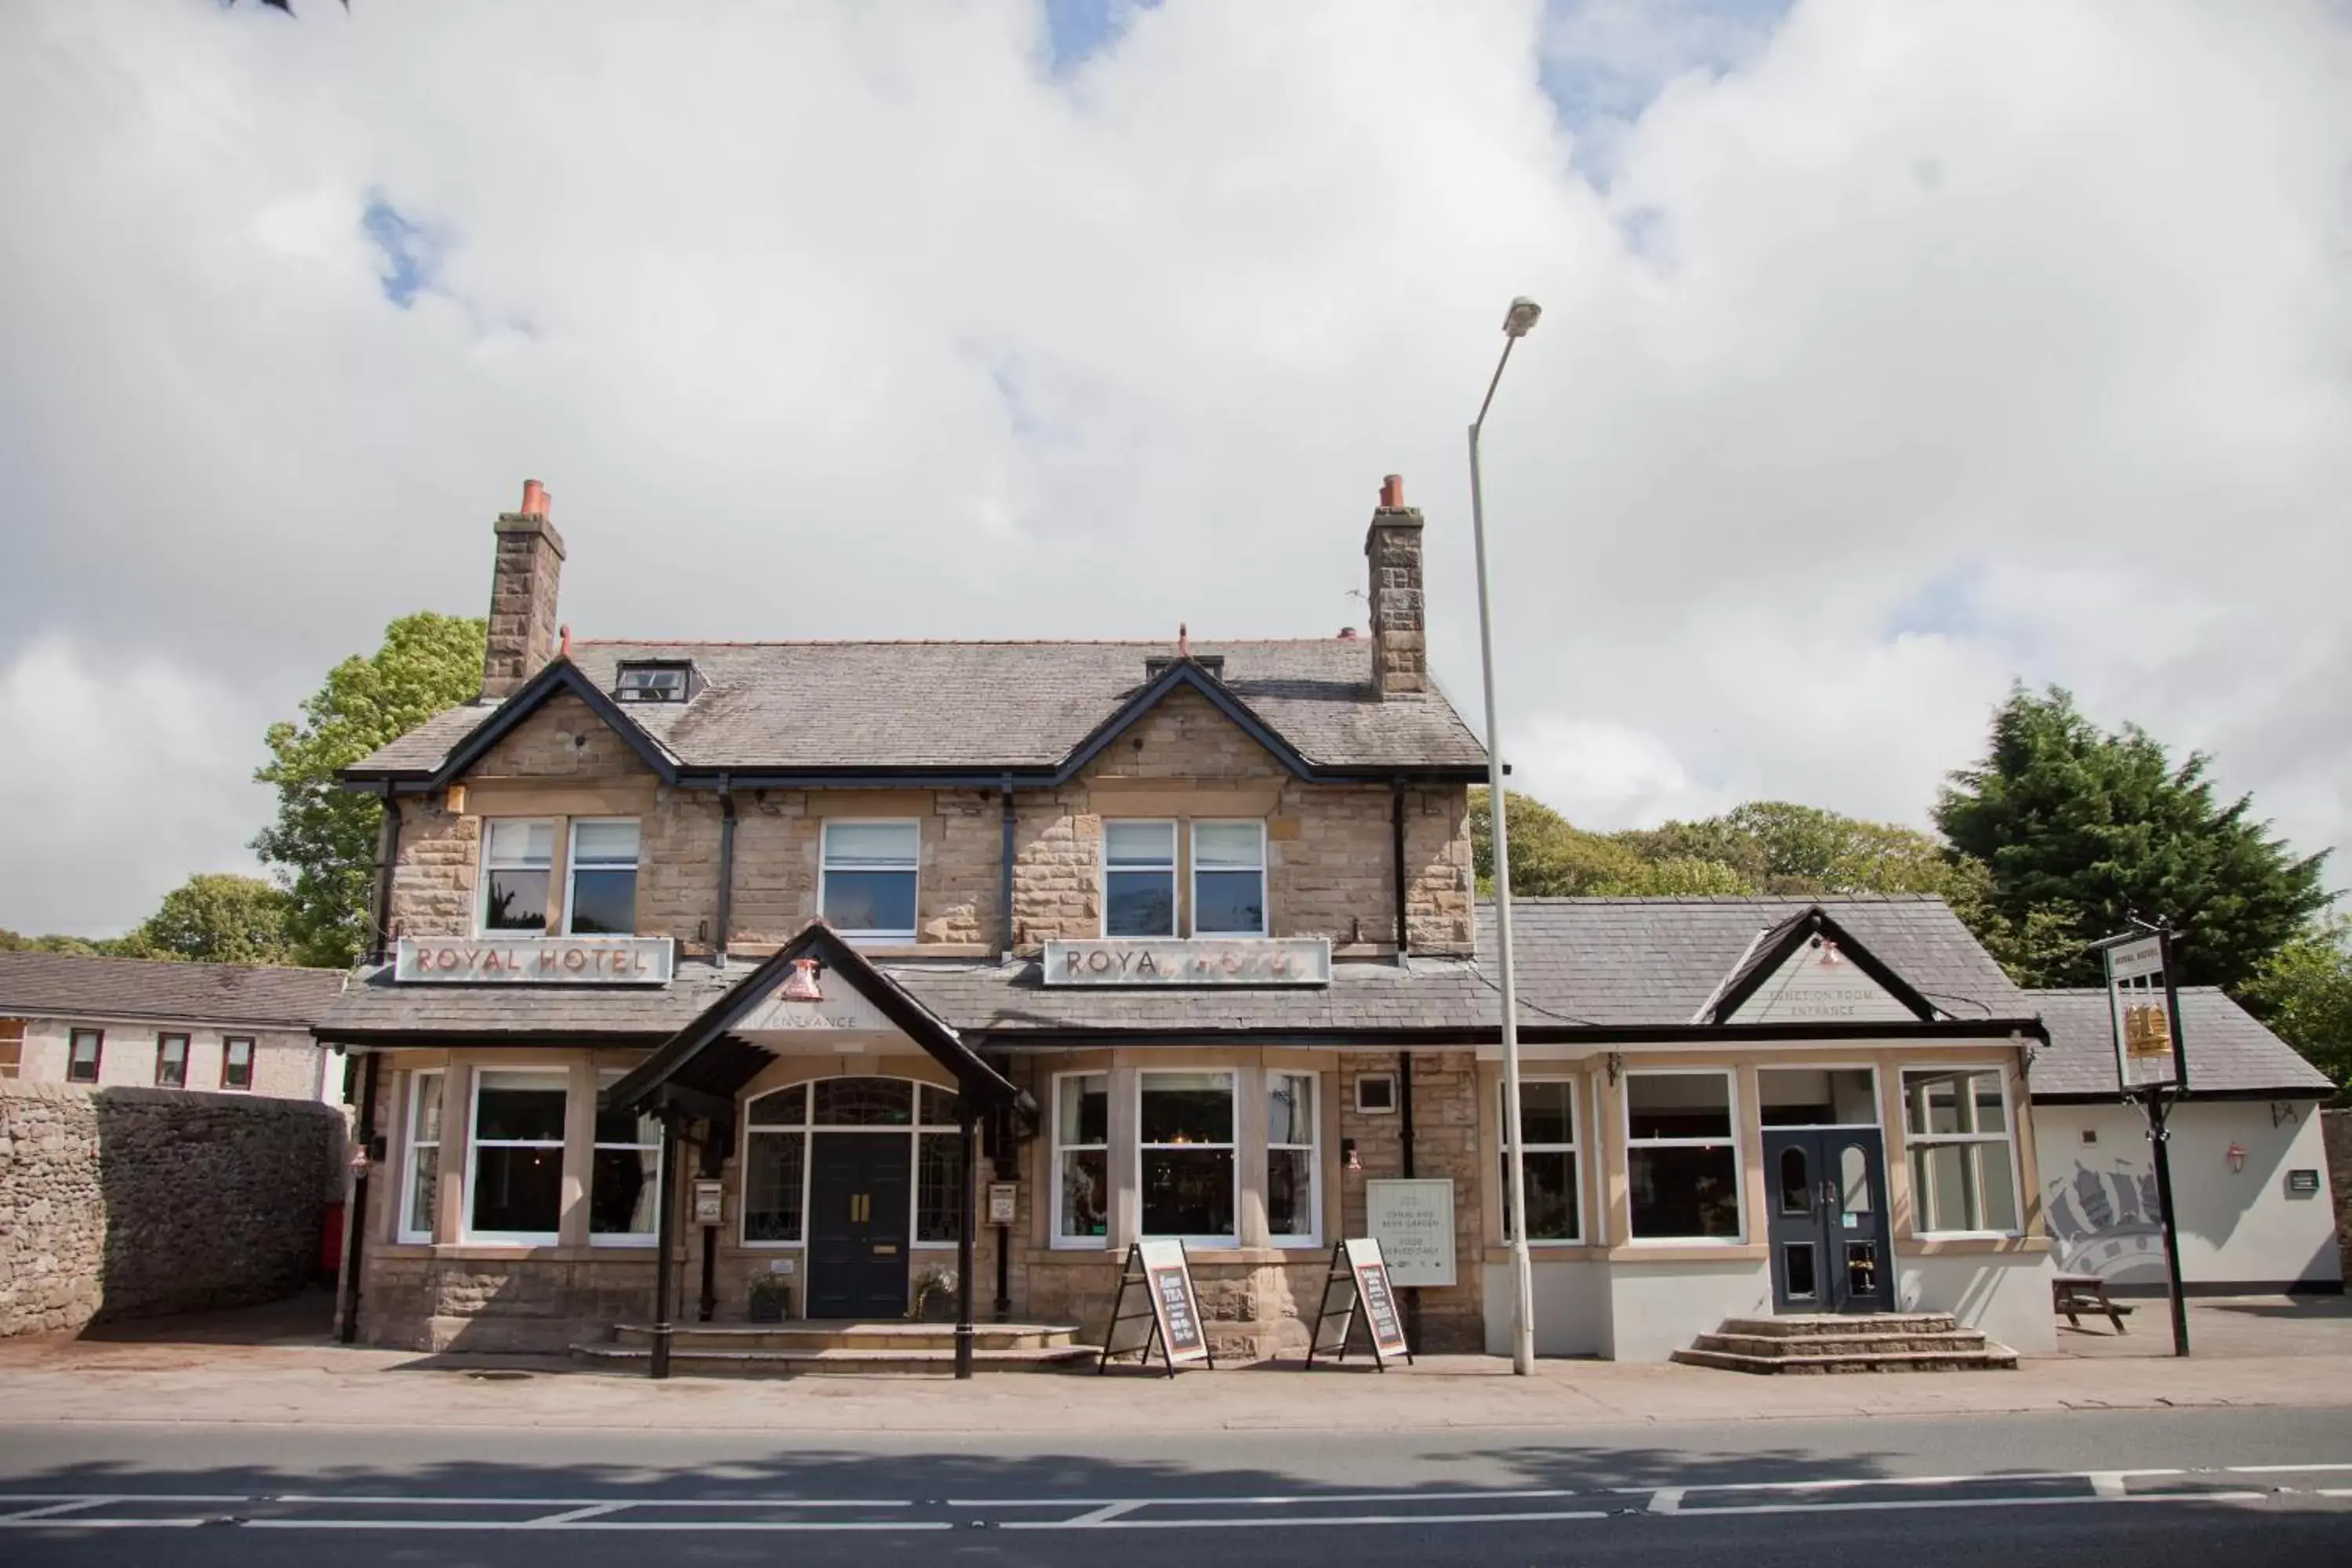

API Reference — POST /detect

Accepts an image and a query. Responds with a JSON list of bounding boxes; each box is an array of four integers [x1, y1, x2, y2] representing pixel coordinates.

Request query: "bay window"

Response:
[[1903, 1069, 2020, 1234], [467, 1069, 567, 1242], [1501, 1077, 1582, 1243], [1191, 822, 1267, 936], [821, 821, 919, 939], [401, 1070, 443, 1243], [566, 820, 641, 935], [1139, 1070, 1236, 1243], [1624, 1071, 1741, 1241], [1103, 821, 1177, 938], [1266, 1071, 1319, 1244], [1053, 1073, 1109, 1245], [590, 1072, 662, 1244], [480, 819, 554, 933]]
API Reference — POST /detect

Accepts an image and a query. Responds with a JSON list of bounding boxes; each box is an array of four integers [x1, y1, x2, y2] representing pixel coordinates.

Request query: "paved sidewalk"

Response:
[[3, 1294, 2347, 1434]]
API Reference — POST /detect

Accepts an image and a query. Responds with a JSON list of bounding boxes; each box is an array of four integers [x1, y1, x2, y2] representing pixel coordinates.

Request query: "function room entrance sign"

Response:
[[1099, 1239, 1213, 1377]]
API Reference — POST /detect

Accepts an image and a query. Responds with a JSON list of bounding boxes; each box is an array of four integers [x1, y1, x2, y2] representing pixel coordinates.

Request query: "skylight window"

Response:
[[615, 662, 694, 703]]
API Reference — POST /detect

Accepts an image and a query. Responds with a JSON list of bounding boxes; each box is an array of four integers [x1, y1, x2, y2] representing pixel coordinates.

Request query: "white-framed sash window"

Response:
[[479, 818, 555, 934], [466, 1068, 568, 1243], [1902, 1068, 2021, 1236], [566, 819, 641, 935], [1624, 1069, 1743, 1242], [1266, 1070, 1320, 1245], [1052, 1072, 1109, 1247], [1191, 821, 1268, 936], [1501, 1076, 1582, 1243], [820, 821, 920, 940], [1103, 820, 1178, 938], [1138, 1070, 1236, 1244], [401, 1070, 444, 1243], [590, 1071, 662, 1245]]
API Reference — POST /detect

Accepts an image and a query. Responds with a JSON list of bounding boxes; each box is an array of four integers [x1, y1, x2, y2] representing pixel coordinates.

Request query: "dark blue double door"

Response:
[[1763, 1128, 1893, 1314], [806, 1133, 911, 1319]]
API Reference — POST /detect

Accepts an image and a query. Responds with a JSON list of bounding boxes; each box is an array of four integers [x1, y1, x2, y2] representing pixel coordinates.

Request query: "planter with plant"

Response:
[[911, 1266, 958, 1323], [747, 1275, 790, 1324]]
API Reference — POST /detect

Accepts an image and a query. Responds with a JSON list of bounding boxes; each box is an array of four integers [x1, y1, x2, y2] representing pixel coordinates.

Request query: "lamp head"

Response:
[[1502, 296, 1543, 338]]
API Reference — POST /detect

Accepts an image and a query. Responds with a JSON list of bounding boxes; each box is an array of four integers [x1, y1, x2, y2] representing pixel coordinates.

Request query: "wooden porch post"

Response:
[[651, 1112, 683, 1380], [956, 1105, 977, 1379]]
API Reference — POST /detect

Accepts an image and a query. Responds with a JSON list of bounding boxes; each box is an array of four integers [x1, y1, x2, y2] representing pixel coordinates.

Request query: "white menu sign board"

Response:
[[1365, 1178, 1456, 1287]]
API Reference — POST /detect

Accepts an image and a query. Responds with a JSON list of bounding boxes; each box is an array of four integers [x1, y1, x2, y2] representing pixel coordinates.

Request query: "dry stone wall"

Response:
[[0, 1080, 341, 1337]]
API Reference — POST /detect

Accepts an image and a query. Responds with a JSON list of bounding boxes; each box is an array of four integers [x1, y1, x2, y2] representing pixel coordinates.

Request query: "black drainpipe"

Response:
[[368, 783, 401, 965], [1391, 777, 1421, 1351], [337, 1049, 382, 1345], [998, 775, 1017, 956], [713, 774, 736, 966]]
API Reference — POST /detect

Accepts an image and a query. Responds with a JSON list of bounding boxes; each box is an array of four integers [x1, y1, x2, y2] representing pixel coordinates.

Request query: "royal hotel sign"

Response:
[[1043, 938, 1332, 987], [394, 935, 677, 985]]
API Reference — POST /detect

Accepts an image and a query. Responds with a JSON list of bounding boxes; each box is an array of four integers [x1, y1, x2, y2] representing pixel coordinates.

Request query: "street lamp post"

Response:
[[1469, 296, 1542, 1375]]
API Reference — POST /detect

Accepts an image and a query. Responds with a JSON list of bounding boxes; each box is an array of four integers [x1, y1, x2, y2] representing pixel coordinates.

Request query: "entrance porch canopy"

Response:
[[604, 920, 1026, 1125]]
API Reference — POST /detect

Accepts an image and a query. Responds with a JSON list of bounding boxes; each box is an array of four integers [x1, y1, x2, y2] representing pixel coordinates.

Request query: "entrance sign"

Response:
[[1099, 1238, 1214, 1376], [1365, 1178, 1457, 1287], [2102, 934, 2187, 1092], [1044, 938, 1331, 988], [1307, 1238, 1412, 1370], [394, 935, 674, 985]]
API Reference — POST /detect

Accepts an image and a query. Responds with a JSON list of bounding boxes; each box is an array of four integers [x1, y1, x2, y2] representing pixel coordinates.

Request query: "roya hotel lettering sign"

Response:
[[394, 935, 676, 985], [1043, 938, 1332, 988]]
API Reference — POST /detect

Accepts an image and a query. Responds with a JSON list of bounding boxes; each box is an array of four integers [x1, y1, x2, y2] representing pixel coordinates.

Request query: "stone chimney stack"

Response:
[[481, 478, 567, 700], [1364, 474, 1426, 699]]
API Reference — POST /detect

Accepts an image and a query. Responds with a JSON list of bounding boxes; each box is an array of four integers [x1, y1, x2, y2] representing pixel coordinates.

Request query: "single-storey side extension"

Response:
[[2029, 986, 2339, 1296]]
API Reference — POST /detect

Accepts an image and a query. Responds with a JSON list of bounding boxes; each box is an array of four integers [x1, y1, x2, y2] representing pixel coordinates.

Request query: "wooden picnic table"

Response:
[[2053, 1272, 2134, 1333]]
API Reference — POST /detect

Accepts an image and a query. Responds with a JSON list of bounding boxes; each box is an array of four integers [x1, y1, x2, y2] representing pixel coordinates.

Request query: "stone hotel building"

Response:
[[319, 478, 2068, 1367]]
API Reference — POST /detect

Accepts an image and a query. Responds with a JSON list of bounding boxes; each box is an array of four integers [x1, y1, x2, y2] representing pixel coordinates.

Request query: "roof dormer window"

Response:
[[615, 661, 697, 703]]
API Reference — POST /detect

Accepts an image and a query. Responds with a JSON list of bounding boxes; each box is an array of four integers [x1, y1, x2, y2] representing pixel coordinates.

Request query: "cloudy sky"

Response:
[[3, 0, 2348, 938]]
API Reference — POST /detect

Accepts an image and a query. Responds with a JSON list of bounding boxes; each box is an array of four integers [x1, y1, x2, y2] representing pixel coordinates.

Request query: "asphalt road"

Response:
[[3, 1406, 2350, 1566]]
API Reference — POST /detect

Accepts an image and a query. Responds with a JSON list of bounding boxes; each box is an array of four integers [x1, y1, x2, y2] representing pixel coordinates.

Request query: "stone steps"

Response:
[[1671, 1313, 2017, 1375]]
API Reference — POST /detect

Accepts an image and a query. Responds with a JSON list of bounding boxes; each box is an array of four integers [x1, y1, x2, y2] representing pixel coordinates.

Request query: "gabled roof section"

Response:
[[349, 658, 680, 789], [605, 922, 1022, 1118], [1696, 905, 1941, 1025], [1060, 655, 1315, 779], [0, 952, 347, 1029], [343, 638, 1488, 786]]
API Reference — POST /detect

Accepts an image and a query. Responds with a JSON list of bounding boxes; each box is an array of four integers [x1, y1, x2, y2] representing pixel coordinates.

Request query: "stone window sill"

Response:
[[372, 1243, 658, 1263], [1896, 1236, 2050, 1257]]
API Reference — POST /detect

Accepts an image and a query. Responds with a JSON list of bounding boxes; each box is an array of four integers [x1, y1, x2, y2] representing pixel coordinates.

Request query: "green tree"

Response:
[[0, 928, 111, 956], [1934, 684, 2332, 990], [119, 874, 300, 965], [2240, 916, 2352, 1097], [253, 612, 485, 967], [1469, 788, 1655, 897]]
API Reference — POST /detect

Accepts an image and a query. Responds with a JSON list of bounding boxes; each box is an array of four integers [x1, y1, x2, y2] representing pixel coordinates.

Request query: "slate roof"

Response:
[[1495, 895, 2033, 1028], [315, 962, 743, 1041], [350, 640, 1488, 779], [2027, 988, 2334, 1099], [0, 952, 347, 1029]]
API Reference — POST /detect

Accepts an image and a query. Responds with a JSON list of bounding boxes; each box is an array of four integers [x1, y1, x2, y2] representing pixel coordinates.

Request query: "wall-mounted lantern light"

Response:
[[2227, 1142, 2248, 1173]]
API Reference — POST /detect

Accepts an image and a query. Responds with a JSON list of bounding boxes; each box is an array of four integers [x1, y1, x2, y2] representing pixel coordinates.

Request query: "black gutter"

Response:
[[999, 775, 1017, 957], [2033, 1087, 2332, 1105], [315, 1029, 677, 1049], [336, 1049, 382, 1345], [977, 1018, 2053, 1051], [368, 783, 401, 965], [353, 762, 1493, 794], [713, 775, 736, 966]]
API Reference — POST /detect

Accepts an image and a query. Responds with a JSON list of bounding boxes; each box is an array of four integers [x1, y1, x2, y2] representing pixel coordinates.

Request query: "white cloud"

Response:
[[0, 642, 274, 938], [1, 0, 2347, 933]]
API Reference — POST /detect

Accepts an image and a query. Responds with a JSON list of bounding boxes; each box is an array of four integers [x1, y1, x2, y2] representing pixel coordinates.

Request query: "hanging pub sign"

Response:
[[2098, 931, 2189, 1094], [394, 935, 675, 985], [1305, 1237, 1413, 1370], [1099, 1238, 1213, 1377]]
